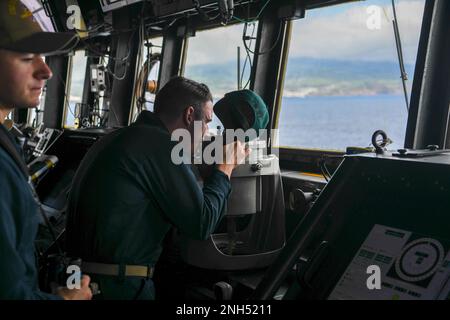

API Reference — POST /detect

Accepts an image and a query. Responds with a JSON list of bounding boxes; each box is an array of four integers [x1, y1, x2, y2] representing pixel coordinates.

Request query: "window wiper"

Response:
[[391, 0, 409, 112]]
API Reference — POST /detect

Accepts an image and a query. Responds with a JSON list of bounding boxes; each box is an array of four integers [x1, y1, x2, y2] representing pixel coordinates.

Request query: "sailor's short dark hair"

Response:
[[154, 76, 213, 121]]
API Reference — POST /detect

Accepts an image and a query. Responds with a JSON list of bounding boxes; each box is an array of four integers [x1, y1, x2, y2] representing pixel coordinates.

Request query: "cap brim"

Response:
[[1, 32, 78, 55]]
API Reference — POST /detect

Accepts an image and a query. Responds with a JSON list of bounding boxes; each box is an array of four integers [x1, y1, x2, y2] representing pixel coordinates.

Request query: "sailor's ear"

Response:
[[183, 106, 195, 126]]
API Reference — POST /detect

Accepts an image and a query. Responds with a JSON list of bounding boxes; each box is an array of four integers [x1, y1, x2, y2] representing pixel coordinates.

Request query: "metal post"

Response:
[[405, 0, 450, 149], [158, 24, 189, 89], [251, 8, 287, 153], [237, 46, 241, 90], [107, 7, 141, 127], [43, 55, 70, 129]]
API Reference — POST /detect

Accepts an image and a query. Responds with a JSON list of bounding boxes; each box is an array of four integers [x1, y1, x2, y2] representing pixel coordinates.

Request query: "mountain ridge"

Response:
[[184, 57, 415, 97]]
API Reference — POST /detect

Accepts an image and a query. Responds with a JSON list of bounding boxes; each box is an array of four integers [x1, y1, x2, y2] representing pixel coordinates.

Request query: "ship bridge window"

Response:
[[131, 36, 163, 121], [275, 0, 425, 151], [21, 0, 55, 32], [63, 50, 88, 129], [28, 57, 47, 128], [184, 22, 258, 133]]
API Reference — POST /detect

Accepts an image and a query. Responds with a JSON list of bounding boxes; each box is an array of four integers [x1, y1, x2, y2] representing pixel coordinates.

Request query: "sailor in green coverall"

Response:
[[65, 77, 251, 299]]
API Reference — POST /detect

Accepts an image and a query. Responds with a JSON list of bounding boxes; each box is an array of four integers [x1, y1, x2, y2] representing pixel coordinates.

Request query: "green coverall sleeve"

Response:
[[148, 148, 231, 240], [0, 156, 62, 300]]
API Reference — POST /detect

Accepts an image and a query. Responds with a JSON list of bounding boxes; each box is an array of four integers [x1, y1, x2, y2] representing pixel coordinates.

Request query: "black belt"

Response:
[[81, 262, 154, 278]]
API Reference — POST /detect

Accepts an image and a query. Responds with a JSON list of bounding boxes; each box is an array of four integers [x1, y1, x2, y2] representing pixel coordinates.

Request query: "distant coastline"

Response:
[[185, 57, 415, 98]]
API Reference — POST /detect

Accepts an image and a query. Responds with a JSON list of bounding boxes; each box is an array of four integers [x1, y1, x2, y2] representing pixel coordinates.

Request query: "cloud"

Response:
[[185, 0, 425, 66], [289, 0, 425, 63], [186, 22, 258, 66]]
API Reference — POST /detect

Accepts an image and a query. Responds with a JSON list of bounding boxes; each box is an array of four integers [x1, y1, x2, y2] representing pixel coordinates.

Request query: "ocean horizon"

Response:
[[66, 94, 408, 153]]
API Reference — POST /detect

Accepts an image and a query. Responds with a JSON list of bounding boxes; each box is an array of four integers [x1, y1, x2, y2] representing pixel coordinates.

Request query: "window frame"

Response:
[[271, 19, 346, 173], [272, 1, 427, 173], [62, 50, 89, 129], [130, 35, 164, 122]]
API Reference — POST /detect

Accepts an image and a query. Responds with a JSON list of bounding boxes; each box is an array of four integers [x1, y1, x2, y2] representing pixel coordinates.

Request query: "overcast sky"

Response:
[[69, 0, 426, 100], [186, 0, 425, 66]]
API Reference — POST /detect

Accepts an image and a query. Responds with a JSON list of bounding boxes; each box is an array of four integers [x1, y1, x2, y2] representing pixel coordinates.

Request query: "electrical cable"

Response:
[[243, 22, 282, 56], [74, 22, 109, 34], [45, 35, 80, 57], [240, 21, 257, 88], [102, 63, 120, 125], [106, 0, 148, 81], [193, 0, 221, 22], [318, 158, 331, 182], [233, 0, 271, 23], [55, 73, 76, 121]]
